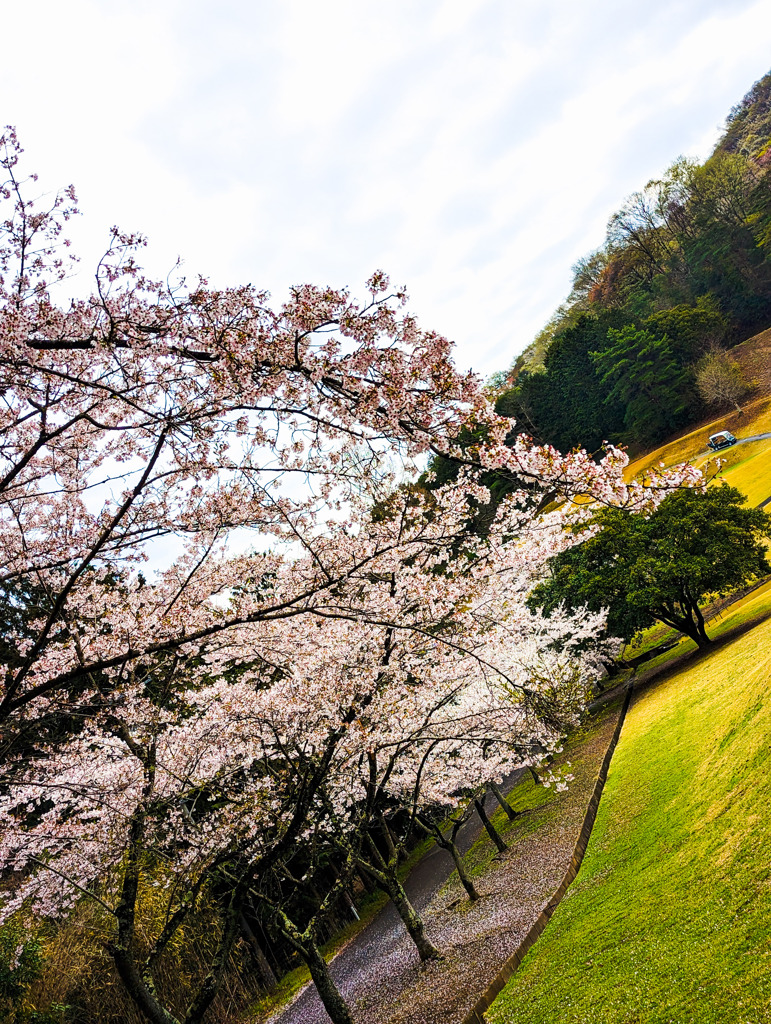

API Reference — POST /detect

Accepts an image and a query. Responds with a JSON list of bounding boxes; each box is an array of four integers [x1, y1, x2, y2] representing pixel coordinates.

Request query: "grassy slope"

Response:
[[487, 615, 771, 1024], [625, 394, 771, 497], [620, 576, 771, 676], [715, 441, 771, 507]]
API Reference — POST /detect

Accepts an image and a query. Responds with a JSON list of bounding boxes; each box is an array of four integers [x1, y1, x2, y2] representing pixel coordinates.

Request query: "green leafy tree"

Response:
[[677, 154, 771, 332], [718, 69, 771, 160], [529, 485, 771, 649], [643, 295, 727, 364], [504, 315, 626, 453], [591, 326, 692, 442]]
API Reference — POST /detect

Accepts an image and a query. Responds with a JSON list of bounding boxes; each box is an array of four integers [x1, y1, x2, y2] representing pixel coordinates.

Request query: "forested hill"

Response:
[[496, 69, 771, 454]]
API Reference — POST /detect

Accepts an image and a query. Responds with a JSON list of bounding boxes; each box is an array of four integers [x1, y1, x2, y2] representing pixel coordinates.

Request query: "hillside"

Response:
[[495, 70, 771, 458], [731, 324, 771, 396], [624, 393, 771, 485], [716, 68, 771, 161], [620, 325, 771, 509]]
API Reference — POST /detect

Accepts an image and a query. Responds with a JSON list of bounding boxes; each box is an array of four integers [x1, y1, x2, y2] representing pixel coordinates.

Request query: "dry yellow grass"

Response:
[[712, 442, 771, 506], [625, 394, 771, 482]]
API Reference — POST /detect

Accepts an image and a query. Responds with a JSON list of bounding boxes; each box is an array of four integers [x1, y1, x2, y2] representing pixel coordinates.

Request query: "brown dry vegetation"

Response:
[[732, 324, 771, 396], [24, 886, 262, 1024]]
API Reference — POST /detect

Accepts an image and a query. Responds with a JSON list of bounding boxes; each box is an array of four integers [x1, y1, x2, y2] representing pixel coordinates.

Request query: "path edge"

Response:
[[462, 682, 634, 1024]]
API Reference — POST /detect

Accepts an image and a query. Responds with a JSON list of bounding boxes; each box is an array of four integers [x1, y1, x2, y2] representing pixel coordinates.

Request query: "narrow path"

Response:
[[267, 704, 623, 1024], [738, 431, 771, 443], [269, 771, 524, 1024]]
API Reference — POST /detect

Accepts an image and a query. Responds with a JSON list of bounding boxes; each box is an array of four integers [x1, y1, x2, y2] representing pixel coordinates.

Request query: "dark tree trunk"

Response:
[[474, 796, 508, 854], [303, 940, 354, 1024], [184, 898, 242, 1024], [384, 873, 442, 961], [446, 839, 480, 901], [356, 865, 377, 893], [414, 813, 478, 902], [691, 601, 712, 647], [655, 603, 712, 649], [110, 804, 182, 1024], [109, 943, 181, 1024], [239, 913, 278, 990], [357, 817, 441, 960], [489, 781, 518, 821]]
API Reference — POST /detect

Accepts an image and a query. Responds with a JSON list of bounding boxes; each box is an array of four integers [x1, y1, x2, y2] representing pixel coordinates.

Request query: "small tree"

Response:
[[530, 484, 771, 649], [695, 349, 750, 412]]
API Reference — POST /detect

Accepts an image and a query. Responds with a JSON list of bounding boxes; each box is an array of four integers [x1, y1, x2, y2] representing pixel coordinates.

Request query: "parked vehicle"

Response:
[[707, 431, 738, 451]]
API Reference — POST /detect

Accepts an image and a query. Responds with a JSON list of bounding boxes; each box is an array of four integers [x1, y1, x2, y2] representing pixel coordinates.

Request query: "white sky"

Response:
[[3, 0, 771, 378]]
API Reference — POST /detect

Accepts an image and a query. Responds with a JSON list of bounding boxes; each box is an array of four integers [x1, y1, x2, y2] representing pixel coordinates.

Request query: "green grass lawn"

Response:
[[712, 440, 771, 507], [486, 615, 771, 1024]]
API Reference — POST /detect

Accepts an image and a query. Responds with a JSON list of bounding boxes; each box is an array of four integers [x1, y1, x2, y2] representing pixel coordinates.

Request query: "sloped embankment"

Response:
[[487, 616, 771, 1024]]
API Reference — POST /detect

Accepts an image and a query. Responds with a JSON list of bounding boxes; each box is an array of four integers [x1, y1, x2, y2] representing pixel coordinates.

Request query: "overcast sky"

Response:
[[3, 0, 771, 378]]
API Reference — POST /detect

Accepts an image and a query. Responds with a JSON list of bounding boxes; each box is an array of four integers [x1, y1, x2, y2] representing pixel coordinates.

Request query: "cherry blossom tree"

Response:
[[0, 129, 700, 1022], [0, 553, 616, 1024]]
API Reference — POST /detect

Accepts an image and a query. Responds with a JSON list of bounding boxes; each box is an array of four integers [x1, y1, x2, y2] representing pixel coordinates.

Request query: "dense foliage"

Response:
[[529, 485, 771, 648], [498, 71, 771, 453]]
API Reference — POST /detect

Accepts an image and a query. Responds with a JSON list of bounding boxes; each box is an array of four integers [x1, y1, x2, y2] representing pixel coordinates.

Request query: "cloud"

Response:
[[1, 0, 770, 376]]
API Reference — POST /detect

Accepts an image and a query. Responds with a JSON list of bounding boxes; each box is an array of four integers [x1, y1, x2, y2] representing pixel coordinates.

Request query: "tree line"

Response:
[[0, 128, 659, 1024], [497, 70, 771, 454]]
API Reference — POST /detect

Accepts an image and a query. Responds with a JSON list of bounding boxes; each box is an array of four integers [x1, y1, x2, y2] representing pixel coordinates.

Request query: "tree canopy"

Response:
[[529, 485, 771, 648]]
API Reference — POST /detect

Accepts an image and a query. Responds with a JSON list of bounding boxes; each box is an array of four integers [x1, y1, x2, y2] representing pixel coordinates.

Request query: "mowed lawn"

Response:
[[487, 616, 771, 1024], [715, 441, 771, 507]]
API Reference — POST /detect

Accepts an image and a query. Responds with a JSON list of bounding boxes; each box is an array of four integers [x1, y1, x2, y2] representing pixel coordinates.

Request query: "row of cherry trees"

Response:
[[0, 129, 698, 1024]]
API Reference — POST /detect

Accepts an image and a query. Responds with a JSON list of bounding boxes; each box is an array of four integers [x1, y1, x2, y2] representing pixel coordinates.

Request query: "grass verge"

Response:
[[486, 614, 771, 1024], [444, 697, 624, 888], [711, 441, 771, 507]]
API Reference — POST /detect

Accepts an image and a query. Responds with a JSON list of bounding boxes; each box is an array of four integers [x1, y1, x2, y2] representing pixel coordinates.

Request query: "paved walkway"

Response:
[[268, 773, 524, 1024], [266, 707, 622, 1024]]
